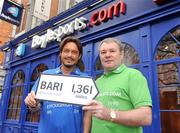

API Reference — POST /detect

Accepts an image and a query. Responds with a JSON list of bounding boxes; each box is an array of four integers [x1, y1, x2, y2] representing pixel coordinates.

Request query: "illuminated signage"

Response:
[[31, 1, 126, 49], [89, 1, 126, 26], [0, 0, 23, 26], [15, 43, 26, 57], [31, 17, 87, 48], [153, 0, 167, 4]]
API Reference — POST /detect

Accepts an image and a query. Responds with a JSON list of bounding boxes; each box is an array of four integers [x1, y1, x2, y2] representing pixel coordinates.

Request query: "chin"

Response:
[[64, 64, 75, 67], [104, 65, 114, 69], [104, 66, 116, 71]]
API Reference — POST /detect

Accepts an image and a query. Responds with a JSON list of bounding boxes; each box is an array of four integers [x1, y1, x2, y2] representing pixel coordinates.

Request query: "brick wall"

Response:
[[0, 20, 13, 65]]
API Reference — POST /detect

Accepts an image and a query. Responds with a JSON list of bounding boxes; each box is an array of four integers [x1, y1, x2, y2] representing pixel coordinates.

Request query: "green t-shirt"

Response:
[[92, 64, 152, 133]]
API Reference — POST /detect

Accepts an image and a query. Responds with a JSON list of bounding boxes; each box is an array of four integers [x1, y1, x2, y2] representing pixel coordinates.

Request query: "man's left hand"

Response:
[[83, 100, 111, 121]]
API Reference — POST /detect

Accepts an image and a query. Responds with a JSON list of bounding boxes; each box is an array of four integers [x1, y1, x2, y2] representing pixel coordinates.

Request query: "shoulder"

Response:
[[74, 68, 89, 77], [77, 71, 89, 77], [124, 67, 147, 82], [124, 67, 143, 76], [95, 75, 104, 83], [42, 68, 59, 74]]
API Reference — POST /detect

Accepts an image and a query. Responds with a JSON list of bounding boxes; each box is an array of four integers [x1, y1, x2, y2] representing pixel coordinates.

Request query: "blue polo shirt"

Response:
[[32, 67, 88, 133]]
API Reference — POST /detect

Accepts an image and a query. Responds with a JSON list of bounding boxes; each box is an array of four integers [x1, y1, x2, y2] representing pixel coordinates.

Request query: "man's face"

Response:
[[60, 42, 81, 68], [99, 42, 123, 72]]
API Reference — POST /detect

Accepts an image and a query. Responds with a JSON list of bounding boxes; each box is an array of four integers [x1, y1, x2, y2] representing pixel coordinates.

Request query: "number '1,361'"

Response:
[[72, 84, 93, 94]]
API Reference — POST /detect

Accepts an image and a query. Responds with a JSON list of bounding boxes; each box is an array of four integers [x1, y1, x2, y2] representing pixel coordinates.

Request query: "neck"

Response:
[[104, 65, 119, 74], [61, 65, 75, 75]]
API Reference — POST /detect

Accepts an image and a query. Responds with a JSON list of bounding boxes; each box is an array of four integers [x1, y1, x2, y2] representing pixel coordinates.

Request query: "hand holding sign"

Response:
[[35, 74, 99, 105]]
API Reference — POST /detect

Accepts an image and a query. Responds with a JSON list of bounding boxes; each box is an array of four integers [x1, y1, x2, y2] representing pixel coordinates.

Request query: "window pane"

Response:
[[155, 26, 180, 60], [77, 59, 85, 72], [123, 43, 140, 65], [26, 64, 48, 122], [156, 26, 180, 133], [161, 111, 180, 133], [159, 86, 180, 110], [12, 70, 25, 85], [95, 57, 103, 71], [26, 109, 40, 122], [7, 88, 15, 119], [31, 64, 48, 81], [7, 86, 24, 120], [158, 63, 179, 86]]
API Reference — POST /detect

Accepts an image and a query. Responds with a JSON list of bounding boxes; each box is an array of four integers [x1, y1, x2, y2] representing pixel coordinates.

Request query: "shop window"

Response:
[[158, 63, 179, 86], [95, 43, 140, 78], [95, 57, 103, 79], [155, 26, 180, 133], [155, 26, 180, 60], [31, 64, 48, 82], [58, 0, 84, 13], [6, 70, 25, 120], [26, 64, 48, 122], [123, 43, 140, 65], [77, 59, 85, 72]]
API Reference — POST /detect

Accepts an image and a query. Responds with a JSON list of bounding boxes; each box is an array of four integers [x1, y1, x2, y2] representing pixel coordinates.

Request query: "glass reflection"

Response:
[[31, 64, 48, 81], [123, 43, 140, 65], [156, 26, 180, 133], [156, 26, 180, 60], [158, 63, 179, 86], [12, 70, 25, 85], [26, 64, 48, 122]]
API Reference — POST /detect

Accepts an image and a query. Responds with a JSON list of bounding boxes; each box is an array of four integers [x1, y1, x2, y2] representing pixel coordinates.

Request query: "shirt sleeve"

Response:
[[31, 78, 40, 92], [128, 71, 152, 108]]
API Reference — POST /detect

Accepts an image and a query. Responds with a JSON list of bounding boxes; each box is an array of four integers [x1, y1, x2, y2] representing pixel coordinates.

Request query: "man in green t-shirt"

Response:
[[83, 38, 152, 133]]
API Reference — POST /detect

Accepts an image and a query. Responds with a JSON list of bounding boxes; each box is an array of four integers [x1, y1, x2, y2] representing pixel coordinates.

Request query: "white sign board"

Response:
[[33, 0, 51, 21], [35, 74, 99, 105], [0, 0, 4, 14]]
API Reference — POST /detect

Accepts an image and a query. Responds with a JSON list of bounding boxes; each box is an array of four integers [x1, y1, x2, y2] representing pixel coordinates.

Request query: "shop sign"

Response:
[[89, 1, 126, 27], [0, 0, 23, 26], [33, 0, 51, 21], [15, 43, 26, 57], [36, 74, 99, 105], [31, 17, 87, 48], [153, 0, 167, 4], [31, 1, 126, 49]]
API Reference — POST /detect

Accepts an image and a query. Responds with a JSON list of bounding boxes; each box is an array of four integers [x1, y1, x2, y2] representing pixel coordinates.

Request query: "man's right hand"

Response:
[[24, 91, 38, 108]]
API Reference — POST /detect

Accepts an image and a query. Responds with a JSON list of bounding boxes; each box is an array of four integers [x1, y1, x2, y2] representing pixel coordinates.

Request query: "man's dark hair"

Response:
[[59, 36, 83, 55]]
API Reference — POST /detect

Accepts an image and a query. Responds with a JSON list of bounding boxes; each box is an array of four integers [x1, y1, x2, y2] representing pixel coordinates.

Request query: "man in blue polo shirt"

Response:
[[24, 36, 91, 133]]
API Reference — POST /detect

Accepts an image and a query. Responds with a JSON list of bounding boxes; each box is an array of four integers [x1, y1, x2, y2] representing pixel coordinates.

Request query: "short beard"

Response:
[[63, 63, 76, 68]]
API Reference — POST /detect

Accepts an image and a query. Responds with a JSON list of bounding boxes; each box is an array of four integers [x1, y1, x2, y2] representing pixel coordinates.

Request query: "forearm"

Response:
[[83, 101, 152, 127], [83, 111, 92, 133], [107, 106, 152, 126]]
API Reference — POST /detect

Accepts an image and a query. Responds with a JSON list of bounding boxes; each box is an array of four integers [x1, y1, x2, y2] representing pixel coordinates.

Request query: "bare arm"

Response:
[[111, 106, 152, 126], [83, 100, 152, 127], [83, 110, 92, 133]]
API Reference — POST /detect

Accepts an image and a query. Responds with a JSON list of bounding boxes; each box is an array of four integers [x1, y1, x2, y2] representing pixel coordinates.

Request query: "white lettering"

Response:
[[31, 17, 87, 49]]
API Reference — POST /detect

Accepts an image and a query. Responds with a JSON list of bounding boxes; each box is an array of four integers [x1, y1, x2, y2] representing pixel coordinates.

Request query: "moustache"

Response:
[[64, 57, 74, 61]]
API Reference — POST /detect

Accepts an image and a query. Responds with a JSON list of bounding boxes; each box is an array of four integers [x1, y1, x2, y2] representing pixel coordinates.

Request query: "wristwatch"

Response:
[[110, 110, 116, 121]]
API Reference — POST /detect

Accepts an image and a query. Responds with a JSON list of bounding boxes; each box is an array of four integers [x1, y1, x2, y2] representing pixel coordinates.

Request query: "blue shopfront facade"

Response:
[[0, 0, 179, 133]]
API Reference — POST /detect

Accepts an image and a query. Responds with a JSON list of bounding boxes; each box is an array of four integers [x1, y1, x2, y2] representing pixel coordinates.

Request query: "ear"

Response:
[[78, 54, 82, 60]]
